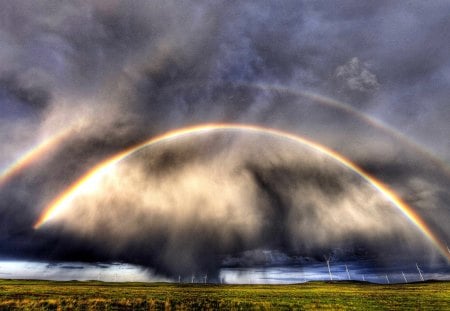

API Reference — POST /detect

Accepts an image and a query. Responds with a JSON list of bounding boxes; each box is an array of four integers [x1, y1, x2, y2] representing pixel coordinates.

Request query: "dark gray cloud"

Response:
[[0, 1, 449, 280]]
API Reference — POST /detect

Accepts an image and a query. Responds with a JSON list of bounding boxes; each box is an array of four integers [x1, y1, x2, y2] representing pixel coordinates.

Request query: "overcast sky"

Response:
[[0, 1, 449, 281]]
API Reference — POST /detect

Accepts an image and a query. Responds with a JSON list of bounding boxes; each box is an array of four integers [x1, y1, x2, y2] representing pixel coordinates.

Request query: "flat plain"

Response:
[[0, 279, 449, 310]]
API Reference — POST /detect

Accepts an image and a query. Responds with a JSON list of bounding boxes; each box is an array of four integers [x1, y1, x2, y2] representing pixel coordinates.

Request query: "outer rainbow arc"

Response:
[[197, 80, 450, 179], [299, 89, 450, 179], [0, 129, 73, 188], [166, 80, 450, 176], [33, 123, 450, 262]]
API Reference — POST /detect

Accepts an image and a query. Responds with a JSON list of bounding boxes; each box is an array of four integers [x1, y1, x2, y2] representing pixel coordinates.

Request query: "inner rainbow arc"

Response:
[[33, 123, 450, 262]]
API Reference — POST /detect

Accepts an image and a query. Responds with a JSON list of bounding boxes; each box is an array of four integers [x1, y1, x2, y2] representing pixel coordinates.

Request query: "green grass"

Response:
[[0, 279, 448, 310]]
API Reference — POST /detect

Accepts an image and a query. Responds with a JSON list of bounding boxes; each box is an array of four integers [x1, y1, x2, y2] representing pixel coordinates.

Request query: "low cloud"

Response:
[[335, 57, 380, 93]]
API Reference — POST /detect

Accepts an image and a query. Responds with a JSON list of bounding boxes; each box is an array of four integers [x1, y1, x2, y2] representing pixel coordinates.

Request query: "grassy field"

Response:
[[0, 279, 449, 310]]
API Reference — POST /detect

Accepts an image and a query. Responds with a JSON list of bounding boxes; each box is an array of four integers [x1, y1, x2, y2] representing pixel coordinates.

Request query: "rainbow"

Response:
[[0, 129, 72, 188], [252, 82, 450, 179], [33, 123, 450, 262], [164, 80, 450, 179]]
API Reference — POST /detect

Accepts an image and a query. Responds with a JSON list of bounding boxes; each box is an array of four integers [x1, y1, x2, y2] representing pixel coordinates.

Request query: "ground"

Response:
[[0, 279, 449, 310]]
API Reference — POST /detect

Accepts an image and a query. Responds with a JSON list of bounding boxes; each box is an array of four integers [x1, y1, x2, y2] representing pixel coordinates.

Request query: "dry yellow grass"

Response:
[[0, 280, 448, 310]]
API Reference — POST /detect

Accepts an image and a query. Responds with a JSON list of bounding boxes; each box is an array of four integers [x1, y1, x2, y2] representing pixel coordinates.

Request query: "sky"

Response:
[[0, 0, 449, 283]]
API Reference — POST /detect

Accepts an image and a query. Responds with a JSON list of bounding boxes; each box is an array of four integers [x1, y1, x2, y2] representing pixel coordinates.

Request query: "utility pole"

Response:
[[324, 256, 332, 281], [402, 272, 408, 283], [416, 263, 424, 281], [345, 265, 350, 280]]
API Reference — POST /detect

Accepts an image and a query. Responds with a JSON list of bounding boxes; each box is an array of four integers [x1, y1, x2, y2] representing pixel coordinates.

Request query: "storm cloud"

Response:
[[39, 132, 430, 276], [0, 1, 449, 280]]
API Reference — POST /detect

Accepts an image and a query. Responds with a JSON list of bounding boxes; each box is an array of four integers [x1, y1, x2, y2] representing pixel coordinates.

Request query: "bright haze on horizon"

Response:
[[0, 1, 449, 283]]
